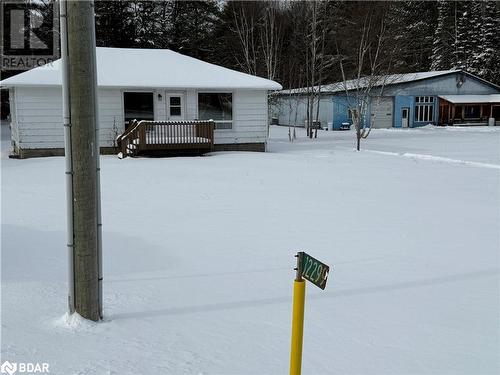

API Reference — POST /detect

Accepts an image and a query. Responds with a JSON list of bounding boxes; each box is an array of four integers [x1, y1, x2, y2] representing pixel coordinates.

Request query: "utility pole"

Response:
[[60, 0, 102, 322]]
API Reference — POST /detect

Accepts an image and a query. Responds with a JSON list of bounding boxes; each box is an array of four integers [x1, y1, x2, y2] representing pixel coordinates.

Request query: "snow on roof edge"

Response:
[[438, 94, 500, 104], [0, 47, 282, 90], [275, 69, 500, 95], [0, 82, 281, 90]]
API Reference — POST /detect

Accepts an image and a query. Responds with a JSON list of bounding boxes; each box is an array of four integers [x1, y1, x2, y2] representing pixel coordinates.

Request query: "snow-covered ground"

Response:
[[1, 123, 499, 374]]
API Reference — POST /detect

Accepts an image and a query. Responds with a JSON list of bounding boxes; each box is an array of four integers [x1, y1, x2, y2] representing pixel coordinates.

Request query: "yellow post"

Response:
[[290, 278, 306, 375]]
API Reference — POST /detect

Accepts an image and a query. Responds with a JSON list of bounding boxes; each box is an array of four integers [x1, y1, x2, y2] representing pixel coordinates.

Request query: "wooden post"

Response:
[[66, 0, 100, 321]]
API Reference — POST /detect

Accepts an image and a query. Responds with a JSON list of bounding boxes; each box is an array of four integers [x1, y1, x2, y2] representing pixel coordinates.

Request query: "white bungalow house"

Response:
[[0, 47, 282, 158]]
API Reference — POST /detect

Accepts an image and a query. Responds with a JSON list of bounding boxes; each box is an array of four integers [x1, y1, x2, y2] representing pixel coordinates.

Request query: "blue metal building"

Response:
[[275, 70, 500, 129]]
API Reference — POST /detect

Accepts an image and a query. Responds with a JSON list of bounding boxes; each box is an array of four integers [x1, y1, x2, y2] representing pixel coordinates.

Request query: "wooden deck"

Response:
[[118, 120, 215, 158]]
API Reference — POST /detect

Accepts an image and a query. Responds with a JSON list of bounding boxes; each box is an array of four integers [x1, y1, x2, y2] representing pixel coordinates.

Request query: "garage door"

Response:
[[370, 96, 393, 128]]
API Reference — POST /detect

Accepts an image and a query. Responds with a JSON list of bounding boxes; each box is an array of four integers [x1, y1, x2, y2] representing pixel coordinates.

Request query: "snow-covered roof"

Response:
[[438, 94, 500, 104], [277, 70, 480, 95], [0, 47, 282, 90]]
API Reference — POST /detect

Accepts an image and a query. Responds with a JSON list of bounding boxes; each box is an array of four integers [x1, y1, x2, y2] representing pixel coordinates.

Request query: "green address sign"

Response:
[[298, 252, 330, 290]]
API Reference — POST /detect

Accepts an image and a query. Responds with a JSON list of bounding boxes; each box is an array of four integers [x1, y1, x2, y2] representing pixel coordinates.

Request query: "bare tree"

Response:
[[259, 1, 284, 139], [336, 5, 400, 150], [303, 0, 331, 139], [260, 1, 283, 81], [231, 3, 258, 75], [286, 66, 307, 142]]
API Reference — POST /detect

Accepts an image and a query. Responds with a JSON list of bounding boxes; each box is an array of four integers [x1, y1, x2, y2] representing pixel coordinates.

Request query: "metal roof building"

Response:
[[274, 70, 500, 130]]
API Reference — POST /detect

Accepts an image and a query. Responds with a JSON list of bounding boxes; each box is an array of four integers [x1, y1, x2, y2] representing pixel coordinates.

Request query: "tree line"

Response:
[[94, 0, 500, 87], [2, 1, 499, 89]]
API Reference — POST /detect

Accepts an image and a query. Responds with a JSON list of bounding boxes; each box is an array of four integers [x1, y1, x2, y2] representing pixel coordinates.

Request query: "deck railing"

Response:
[[118, 120, 215, 158]]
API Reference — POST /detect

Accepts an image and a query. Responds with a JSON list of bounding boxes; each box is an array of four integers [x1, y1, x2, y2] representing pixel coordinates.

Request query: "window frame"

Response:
[[197, 91, 234, 130], [122, 90, 156, 128], [167, 94, 184, 118], [414, 96, 435, 123]]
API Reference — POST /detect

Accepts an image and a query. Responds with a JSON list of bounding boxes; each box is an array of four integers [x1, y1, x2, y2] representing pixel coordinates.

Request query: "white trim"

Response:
[[165, 91, 186, 121], [10, 88, 19, 146]]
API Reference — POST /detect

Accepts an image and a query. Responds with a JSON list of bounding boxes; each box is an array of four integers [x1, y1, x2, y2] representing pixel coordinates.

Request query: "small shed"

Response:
[[1, 47, 282, 158]]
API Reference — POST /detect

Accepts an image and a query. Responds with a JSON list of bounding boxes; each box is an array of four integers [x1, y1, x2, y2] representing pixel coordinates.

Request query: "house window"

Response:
[[124, 92, 154, 128], [198, 93, 233, 129], [415, 96, 434, 103], [414, 96, 434, 122], [169, 96, 182, 116]]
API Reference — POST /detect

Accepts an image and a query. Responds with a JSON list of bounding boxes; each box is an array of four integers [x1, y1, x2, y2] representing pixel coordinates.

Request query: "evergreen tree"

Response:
[[167, 0, 220, 61], [454, 1, 472, 70], [91, 0, 500, 87], [474, 1, 500, 84], [95, 0, 136, 48], [129, 1, 170, 48], [389, 1, 437, 72], [431, 0, 455, 71], [431, 0, 500, 84]]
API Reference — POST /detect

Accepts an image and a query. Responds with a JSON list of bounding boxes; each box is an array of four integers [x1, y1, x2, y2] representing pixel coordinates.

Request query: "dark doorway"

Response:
[[492, 106, 500, 121], [1, 89, 10, 120]]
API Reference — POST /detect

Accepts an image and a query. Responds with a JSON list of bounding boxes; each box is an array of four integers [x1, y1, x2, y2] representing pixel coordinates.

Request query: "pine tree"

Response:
[[129, 1, 168, 48], [89, 0, 499, 87], [387, 1, 438, 72], [95, 0, 136, 48], [431, 0, 500, 84], [475, 1, 500, 84], [454, 1, 472, 70], [431, 0, 455, 71], [167, 0, 220, 61]]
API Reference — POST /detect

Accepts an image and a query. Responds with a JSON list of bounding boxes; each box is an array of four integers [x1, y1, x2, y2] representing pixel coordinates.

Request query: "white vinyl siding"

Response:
[[9, 88, 19, 145], [14, 87, 123, 150], [11, 86, 269, 152], [224, 90, 268, 144], [185, 90, 197, 121], [15, 87, 63, 149]]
